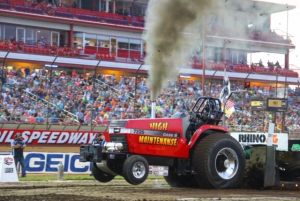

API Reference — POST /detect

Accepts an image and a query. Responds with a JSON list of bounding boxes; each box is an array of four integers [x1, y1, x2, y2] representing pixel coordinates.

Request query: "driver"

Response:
[[171, 107, 187, 118]]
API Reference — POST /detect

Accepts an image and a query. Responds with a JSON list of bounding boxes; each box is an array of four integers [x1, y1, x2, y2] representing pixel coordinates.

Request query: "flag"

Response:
[[224, 99, 235, 117], [219, 71, 231, 104]]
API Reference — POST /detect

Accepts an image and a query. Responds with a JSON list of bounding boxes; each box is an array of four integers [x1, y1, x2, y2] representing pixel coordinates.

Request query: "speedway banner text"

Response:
[[0, 129, 98, 145]]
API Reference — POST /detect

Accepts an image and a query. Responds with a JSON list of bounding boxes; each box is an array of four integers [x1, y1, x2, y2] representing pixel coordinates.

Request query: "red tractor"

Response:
[[80, 97, 245, 188]]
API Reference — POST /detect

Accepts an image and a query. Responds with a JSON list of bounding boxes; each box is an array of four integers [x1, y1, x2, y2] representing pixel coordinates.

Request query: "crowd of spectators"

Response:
[[1, 67, 300, 134]]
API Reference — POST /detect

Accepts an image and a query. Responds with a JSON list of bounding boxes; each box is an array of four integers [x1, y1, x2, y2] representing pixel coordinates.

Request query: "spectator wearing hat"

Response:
[[90, 132, 106, 176], [10, 132, 26, 177]]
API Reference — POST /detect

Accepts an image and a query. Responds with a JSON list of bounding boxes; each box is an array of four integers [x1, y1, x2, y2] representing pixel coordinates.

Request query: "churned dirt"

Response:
[[0, 179, 300, 201]]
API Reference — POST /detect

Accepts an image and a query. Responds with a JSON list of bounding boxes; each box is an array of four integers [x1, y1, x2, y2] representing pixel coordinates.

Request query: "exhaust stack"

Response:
[[151, 101, 156, 118]]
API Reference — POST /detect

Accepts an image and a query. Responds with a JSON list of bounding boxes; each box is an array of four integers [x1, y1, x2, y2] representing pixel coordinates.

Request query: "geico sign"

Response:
[[0, 129, 98, 145], [24, 152, 91, 173]]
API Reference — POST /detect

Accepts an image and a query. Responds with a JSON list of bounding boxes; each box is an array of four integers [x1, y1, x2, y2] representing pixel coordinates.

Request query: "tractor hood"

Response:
[[109, 118, 183, 134]]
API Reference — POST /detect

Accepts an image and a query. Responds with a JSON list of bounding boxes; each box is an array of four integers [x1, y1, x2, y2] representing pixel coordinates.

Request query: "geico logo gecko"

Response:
[[149, 122, 168, 131]]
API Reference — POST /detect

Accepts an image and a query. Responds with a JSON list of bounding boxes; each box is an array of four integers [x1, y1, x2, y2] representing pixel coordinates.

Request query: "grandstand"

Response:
[[0, 0, 300, 154]]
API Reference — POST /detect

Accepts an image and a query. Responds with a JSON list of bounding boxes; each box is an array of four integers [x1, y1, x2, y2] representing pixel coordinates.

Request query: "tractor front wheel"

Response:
[[123, 155, 149, 185], [92, 163, 115, 183]]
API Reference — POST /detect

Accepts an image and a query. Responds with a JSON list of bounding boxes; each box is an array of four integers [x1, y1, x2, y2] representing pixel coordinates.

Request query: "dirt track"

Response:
[[1, 180, 300, 201]]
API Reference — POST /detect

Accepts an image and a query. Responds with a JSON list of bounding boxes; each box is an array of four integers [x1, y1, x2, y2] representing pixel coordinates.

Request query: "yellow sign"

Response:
[[268, 100, 282, 107], [138, 136, 177, 146], [251, 101, 263, 107], [149, 122, 168, 131]]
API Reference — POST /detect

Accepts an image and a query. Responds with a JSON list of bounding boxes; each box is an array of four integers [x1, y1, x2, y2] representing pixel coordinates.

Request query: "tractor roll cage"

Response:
[[191, 97, 223, 125]]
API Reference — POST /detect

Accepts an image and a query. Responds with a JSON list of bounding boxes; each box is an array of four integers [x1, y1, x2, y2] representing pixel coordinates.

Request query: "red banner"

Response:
[[0, 129, 99, 145]]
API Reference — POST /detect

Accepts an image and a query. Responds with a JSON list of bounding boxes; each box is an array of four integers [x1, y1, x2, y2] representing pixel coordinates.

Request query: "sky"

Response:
[[252, 0, 300, 72]]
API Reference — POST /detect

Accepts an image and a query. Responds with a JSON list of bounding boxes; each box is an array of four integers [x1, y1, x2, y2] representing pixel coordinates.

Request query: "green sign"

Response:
[[291, 144, 300, 152]]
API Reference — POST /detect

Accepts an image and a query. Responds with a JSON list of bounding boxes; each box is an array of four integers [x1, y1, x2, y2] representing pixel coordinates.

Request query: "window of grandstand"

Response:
[[81, 0, 98, 10], [25, 29, 36, 45], [3, 24, 15, 41], [97, 35, 110, 48], [16, 27, 25, 43], [115, 0, 146, 16], [51, 32, 60, 46], [115, 1, 131, 15], [118, 37, 129, 50], [60, 0, 78, 8], [129, 39, 141, 51], [73, 32, 84, 49], [85, 33, 97, 54], [37, 30, 51, 47], [117, 38, 143, 58], [0, 23, 67, 47], [206, 47, 219, 63]]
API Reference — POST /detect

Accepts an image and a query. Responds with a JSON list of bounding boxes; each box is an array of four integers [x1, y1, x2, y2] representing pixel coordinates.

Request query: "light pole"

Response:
[[209, 70, 217, 96], [134, 63, 144, 118], [1, 51, 9, 96], [286, 4, 289, 40], [90, 59, 101, 131], [46, 55, 58, 129], [201, 24, 206, 96]]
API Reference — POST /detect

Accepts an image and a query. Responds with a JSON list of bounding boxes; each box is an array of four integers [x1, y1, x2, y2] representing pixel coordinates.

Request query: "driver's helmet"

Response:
[[172, 111, 186, 118]]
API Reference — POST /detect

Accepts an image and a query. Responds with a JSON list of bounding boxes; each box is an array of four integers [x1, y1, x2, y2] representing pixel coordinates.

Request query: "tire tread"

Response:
[[192, 133, 245, 188]]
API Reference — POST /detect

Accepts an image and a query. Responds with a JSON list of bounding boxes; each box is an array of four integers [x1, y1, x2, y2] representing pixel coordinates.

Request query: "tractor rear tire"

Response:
[[123, 155, 149, 185], [192, 133, 245, 189], [92, 163, 115, 183]]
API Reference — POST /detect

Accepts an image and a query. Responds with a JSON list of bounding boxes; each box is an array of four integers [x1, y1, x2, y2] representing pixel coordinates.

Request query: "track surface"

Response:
[[0, 180, 300, 201]]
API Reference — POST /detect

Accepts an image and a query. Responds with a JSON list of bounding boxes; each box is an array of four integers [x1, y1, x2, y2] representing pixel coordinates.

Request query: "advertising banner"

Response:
[[230, 132, 288, 151], [24, 152, 91, 174], [0, 129, 98, 145], [0, 155, 19, 182]]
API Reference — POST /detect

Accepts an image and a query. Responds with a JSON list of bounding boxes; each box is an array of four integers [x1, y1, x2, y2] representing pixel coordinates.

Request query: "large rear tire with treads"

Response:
[[192, 133, 245, 188]]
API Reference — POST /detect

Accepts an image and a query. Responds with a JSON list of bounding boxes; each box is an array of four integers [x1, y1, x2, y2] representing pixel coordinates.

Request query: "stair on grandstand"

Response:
[[24, 90, 79, 123]]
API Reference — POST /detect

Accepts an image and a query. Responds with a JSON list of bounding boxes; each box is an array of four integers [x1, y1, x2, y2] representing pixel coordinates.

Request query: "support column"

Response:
[[69, 24, 74, 48], [99, 0, 101, 11], [112, 0, 116, 14], [285, 49, 289, 69], [105, 0, 109, 12]]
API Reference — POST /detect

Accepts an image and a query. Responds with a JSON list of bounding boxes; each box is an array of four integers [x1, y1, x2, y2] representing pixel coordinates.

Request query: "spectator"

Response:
[[11, 133, 26, 177]]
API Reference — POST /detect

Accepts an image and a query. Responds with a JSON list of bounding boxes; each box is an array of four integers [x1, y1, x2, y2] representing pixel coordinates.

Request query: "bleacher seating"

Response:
[[0, 39, 297, 77], [130, 51, 141, 60], [15, 5, 43, 14], [54, 10, 73, 18], [0, 0, 144, 27], [117, 49, 129, 58], [2, 69, 300, 134], [0, 2, 10, 9], [84, 46, 98, 55]]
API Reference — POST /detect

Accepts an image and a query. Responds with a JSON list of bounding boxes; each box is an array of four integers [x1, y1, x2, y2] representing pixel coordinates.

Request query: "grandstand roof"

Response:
[[252, 0, 295, 14], [134, 0, 295, 14]]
